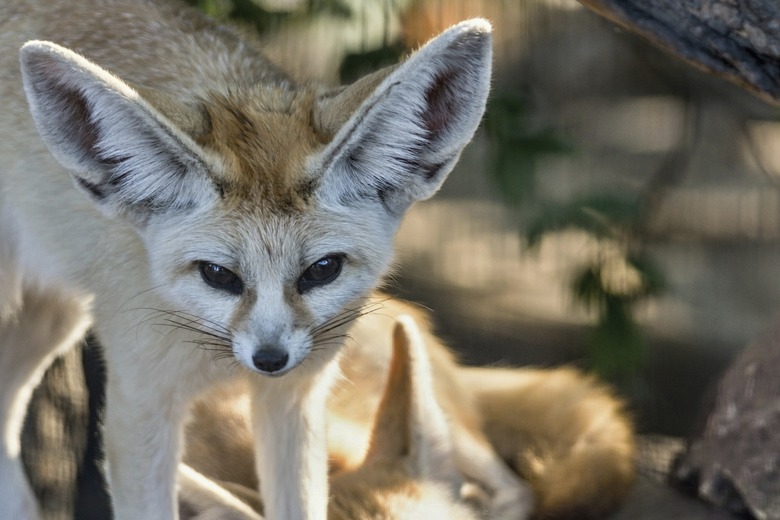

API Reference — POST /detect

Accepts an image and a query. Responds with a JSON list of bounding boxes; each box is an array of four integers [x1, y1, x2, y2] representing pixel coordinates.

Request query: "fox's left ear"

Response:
[[314, 19, 492, 215], [19, 41, 216, 226]]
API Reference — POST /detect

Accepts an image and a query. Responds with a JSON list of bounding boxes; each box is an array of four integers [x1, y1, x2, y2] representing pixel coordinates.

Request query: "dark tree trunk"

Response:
[[578, 0, 780, 104]]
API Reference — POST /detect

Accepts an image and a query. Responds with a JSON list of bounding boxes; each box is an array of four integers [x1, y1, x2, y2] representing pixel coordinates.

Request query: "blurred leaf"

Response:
[[484, 86, 661, 387], [625, 252, 665, 298], [572, 264, 605, 312], [490, 148, 537, 202], [229, 0, 290, 31], [187, 0, 352, 33], [484, 95, 528, 138], [340, 43, 406, 84], [306, 0, 352, 17], [508, 128, 571, 154], [589, 298, 645, 380], [189, 0, 233, 18], [186, 0, 287, 29], [571, 254, 659, 382], [572, 253, 663, 306], [485, 92, 572, 205], [525, 193, 640, 247]]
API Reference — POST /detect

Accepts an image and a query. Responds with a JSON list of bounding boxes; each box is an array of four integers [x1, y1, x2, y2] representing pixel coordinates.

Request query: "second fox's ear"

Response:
[[19, 41, 218, 226], [314, 19, 492, 216], [365, 315, 459, 484]]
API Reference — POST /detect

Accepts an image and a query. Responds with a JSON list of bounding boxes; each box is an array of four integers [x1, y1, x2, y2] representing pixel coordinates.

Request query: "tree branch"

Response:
[[578, 0, 780, 105]]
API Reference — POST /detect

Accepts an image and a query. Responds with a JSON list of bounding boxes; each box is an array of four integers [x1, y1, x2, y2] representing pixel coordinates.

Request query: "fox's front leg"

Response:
[[249, 360, 339, 520], [453, 426, 535, 520], [102, 379, 187, 520], [99, 333, 215, 520]]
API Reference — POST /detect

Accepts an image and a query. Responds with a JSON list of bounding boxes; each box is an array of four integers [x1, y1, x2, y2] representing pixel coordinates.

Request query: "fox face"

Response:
[[18, 20, 492, 375], [141, 98, 399, 375], [146, 188, 394, 375]]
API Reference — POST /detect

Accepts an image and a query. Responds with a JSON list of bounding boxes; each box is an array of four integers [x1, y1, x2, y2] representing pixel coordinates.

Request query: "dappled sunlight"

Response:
[[397, 200, 662, 328], [647, 186, 780, 241], [577, 96, 687, 154], [746, 120, 780, 178]]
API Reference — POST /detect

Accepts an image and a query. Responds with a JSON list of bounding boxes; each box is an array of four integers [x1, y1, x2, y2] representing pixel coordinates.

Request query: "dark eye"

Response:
[[198, 262, 243, 295], [297, 255, 344, 294]]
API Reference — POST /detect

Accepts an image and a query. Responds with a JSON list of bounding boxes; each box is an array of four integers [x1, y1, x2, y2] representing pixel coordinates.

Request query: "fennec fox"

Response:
[[0, 0, 491, 518], [182, 299, 636, 520], [179, 315, 484, 520]]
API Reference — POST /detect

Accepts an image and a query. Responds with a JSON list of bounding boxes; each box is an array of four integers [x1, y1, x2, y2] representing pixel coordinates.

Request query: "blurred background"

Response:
[[21, 0, 780, 518], [182, 0, 780, 437]]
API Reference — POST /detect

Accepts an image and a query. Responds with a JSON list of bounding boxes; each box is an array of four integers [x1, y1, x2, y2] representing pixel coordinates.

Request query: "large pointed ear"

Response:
[[313, 19, 492, 215], [364, 315, 459, 484], [19, 41, 218, 225]]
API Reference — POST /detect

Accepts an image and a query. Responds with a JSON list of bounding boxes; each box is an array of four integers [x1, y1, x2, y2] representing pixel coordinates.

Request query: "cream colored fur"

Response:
[[181, 299, 635, 520], [0, 1, 492, 518], [181, 313, 486, 520]]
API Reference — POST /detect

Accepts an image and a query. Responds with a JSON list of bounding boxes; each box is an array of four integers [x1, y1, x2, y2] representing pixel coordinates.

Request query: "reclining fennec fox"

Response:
[[0, 0, 491, 518], [180, 300, 636, 520]]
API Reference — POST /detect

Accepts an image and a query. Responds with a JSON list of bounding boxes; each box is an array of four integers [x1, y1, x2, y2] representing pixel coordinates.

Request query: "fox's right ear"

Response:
[[313, 20, 492, 217], [19, 41, 218, 226]]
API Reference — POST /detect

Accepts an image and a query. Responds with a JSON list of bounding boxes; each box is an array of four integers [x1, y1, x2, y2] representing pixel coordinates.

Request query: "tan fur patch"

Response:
[[197, 88, 326, 211], [328, 466, 423, 520]]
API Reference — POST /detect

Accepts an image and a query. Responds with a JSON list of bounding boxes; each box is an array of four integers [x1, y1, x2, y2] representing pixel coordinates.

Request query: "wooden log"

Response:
[[577, 0, 780, 105]]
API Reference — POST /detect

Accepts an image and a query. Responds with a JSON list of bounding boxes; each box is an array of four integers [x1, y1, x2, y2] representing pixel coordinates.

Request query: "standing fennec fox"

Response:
[[0, 0, 491, 518], [180, 301, 635, 520], [179, 314, 488, 520]]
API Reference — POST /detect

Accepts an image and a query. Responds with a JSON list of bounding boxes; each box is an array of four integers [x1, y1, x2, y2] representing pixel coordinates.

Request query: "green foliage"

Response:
[[186, 0, 351, 33], [525, 194, 640, 247], [485, 92, 572, 203], [570, 250, 663, 382], [587, 295, 644, 379], [340, 43, 406, 84], [527, 194, 664, 382], [486, 92, 665, 384]]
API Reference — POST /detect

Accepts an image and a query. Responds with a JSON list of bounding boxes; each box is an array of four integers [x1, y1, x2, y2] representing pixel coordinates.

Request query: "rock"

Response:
[[673, 316, 780, 519]]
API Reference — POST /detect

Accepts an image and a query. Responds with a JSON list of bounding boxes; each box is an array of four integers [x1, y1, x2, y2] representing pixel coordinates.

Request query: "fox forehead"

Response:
[[196, 86, 326, 211]]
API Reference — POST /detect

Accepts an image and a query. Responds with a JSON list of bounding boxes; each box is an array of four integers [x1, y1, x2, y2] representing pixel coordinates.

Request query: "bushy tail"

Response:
[[457, 366, 635, 519]]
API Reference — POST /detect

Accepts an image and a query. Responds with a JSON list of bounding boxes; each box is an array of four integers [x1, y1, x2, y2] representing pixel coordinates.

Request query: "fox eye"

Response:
[[198, 262, 243, 295], [298, 255, 344, 294]]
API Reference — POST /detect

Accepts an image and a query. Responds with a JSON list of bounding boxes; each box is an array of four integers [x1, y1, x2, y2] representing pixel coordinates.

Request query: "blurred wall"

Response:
[[257, 0, 780, 435]]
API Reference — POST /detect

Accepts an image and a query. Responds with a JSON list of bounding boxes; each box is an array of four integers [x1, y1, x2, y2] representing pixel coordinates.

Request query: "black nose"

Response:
[[252, 348, 289, 373]]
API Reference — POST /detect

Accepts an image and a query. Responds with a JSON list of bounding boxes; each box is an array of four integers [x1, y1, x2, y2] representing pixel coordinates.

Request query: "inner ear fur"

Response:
[[314, 19, 493, 215], [19, 40, 216, 224], [313, 65, 399, 138]]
